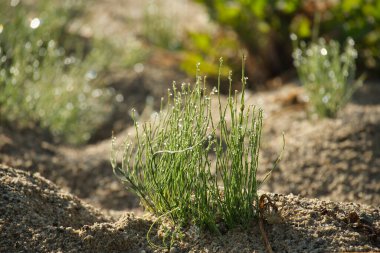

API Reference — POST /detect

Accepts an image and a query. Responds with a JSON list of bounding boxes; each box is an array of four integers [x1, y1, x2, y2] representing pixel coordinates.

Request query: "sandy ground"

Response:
[[1, 0, 379, 251], [1, 164, 379, 252]]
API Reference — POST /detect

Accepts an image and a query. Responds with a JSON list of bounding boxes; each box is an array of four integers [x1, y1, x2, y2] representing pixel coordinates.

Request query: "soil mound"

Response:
[[0, 164, 102, 251], [1, 164, 379, 252], [0, 164, 151, 252], [184, 193, 380, 252], [262, 102, 380, 206], [0, 124, 140, 212]]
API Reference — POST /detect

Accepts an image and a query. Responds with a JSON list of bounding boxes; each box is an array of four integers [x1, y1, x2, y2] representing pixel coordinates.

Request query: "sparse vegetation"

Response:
[[112, 59, 279, 234], [0, 0, 114, 144], [143, 0, 180, 50], [291, 35, 363, 118]]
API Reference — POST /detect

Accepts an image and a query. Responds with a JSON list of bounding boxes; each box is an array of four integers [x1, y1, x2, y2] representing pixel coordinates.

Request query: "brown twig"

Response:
[[259, 194, 274, 253], [259, 216, 274, 253]]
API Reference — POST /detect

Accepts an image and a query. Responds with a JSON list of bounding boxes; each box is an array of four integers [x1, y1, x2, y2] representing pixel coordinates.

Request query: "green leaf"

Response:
[[258, 21, 270, 33], [249, 0, 267, 18], [275, 0, 299, 14], [190, 33, 212, 52], [290, 15, 311, 38], [363, 3, 380, 19], [216, 2, 240, 23], [342, 0, 362, 12]]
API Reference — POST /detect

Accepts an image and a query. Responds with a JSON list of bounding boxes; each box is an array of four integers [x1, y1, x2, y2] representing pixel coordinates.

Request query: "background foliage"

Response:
[[196, 0, 380, 84], [0, 0, 116, 144]]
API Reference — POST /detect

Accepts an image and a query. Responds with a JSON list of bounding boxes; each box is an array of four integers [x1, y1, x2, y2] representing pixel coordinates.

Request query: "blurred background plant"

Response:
[[0, 0, 126, 144], [195, 0, 380, 86], [292, 35, 363, 118], [180, 30, 244, 93], [143, 0, 181, 50]]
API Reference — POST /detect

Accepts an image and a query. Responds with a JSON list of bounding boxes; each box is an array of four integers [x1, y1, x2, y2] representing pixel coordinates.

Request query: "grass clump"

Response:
[[0, 0, 114, 144], [143, 1, 180, 50], [291, 35, 363, 118], [112, 59, 271, 233]]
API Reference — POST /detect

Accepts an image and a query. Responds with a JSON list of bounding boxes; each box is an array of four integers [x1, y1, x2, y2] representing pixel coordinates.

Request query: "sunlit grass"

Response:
[[112, 59, 281, 234]]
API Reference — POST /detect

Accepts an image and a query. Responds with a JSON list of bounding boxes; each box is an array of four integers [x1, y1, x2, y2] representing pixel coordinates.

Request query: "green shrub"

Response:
[[112, 59, 277, 233], [292, 35, 363, 118], [0, 0, 113, 144], [318, 0, 380, 74], [195, 0, 298, 82], [196, 0, 380, 82], [180, 31, 241, 85]]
